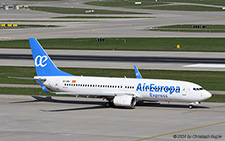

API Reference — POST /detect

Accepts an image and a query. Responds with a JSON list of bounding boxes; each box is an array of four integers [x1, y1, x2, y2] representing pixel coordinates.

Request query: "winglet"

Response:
[[134, 65, 143, 79], [38, 79, 51, 93]]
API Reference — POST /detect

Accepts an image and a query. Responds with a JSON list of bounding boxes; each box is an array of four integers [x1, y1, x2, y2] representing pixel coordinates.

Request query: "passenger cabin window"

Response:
[[64, 83, 132, 90]]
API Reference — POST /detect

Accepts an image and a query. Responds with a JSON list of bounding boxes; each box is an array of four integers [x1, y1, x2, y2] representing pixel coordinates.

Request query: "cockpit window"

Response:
[[193, 88, 203, 91]]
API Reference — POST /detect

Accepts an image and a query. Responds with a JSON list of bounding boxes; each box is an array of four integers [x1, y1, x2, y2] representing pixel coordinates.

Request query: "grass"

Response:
[[86, 0, 225, 11], [151, 24, 225, 32], [0, 66, 37, 85], [204, 94, 225, 103], [0, 87, 69, 97], [1, 66, 225, 91], [0, 87, 46, 95], [53, 16, 152, 19], [19, 0, 62, 1], [168, 0, 225, 6], [86, 0, 167, 8], [29, 6, 145, 14], [1, 38, 225, 52], [147, 5, 223, 11], [0, 24, 58, 29]]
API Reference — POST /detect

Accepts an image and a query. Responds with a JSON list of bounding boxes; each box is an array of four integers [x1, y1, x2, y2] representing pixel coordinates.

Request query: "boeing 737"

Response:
[[28, 38, 212, 109]]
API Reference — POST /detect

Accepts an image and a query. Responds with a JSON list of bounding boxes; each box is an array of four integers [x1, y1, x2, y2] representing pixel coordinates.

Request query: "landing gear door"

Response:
[[182, 86, 187, 96]]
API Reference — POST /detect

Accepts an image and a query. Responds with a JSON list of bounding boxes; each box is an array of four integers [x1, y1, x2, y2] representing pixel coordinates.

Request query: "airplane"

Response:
[[28, 38, 212, 109]]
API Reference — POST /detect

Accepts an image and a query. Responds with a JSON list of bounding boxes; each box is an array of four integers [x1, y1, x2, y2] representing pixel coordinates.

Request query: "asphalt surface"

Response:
[[1, 1, 225, 71], [1, 1, 225, 141], [0, 0, 225, 39], [1, 49, 225, 71], [0, 94, 224, 141], [2, 53, 225, 64]]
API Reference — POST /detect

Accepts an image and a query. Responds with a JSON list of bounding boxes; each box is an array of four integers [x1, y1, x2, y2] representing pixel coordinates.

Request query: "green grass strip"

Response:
[[204, 94, 225, 103], [2, 66, 225, 91], [0, 87, 46, 95], [29, 6, 145, 14], [146, 5, 223, 11], [53, 16, 152, 19], [1, 38, 225, 52], [86, 0, 225, 9], [167, 0, 225, 7], [20, 0, 62, 1], [0, 87, 65, 96], [86, 0, 167, 8]]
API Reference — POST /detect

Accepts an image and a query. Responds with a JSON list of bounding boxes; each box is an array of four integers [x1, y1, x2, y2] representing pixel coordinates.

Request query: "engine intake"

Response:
[[113, 95, 136, 108]]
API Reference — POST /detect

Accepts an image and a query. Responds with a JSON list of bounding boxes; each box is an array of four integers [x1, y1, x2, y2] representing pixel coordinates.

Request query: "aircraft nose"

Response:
[[203, 90, 212, 100]]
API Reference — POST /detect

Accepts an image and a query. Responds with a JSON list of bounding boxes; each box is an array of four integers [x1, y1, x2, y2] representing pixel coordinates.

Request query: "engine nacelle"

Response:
[[113, 95, 136, 108]]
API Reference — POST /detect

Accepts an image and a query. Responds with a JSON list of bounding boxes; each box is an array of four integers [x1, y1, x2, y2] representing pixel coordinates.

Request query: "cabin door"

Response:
[[182, 86, 187, 96]]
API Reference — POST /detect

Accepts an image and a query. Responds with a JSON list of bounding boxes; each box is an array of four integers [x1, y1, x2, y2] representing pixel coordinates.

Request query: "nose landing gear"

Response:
[[188, 101, 200, 109]]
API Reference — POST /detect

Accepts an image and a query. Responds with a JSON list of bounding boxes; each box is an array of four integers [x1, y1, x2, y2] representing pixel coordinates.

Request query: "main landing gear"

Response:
[[105, 102, 114, 108], [104, 98, 114, 108]]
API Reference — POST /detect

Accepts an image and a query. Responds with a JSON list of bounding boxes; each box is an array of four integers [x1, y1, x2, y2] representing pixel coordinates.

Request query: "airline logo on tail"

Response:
[[35, 55, 48, 67], [29, 38, 73, 76]]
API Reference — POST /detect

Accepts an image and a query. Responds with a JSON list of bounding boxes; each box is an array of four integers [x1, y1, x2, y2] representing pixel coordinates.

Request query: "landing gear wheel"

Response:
[[130, 105, 135, 109], [105, 102, 114, 108], [189, 105, 193, 109], [105, 102, 110, 108]]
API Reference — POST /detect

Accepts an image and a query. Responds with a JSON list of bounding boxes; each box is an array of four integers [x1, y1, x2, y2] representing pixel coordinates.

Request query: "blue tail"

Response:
[[29, 38, 73, 76]]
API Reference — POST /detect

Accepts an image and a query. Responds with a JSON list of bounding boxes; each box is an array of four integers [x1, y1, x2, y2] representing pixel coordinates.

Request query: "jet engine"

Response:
[[113, 95, 136, 108]]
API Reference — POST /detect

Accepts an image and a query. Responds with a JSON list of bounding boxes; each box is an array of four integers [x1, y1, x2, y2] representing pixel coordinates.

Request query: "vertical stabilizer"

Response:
[[29, 38, 73, 76]]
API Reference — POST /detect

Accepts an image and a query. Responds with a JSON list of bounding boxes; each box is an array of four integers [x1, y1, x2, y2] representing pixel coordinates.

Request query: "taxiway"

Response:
[[0, 94, 224, 141], [1, 49, 225, 71]]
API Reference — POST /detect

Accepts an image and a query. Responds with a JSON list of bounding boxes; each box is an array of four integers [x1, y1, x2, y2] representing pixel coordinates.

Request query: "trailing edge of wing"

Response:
[[134, 65, 143, 79]]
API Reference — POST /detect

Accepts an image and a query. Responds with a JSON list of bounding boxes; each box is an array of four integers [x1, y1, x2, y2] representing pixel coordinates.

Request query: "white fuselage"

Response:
[[35, 76, 212, 103]]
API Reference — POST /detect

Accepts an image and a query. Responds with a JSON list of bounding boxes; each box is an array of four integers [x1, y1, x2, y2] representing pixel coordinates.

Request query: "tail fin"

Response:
[[29, 38, 73, 76]]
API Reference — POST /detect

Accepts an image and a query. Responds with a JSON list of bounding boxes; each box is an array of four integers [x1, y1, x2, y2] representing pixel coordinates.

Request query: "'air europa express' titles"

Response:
[[136, 83, 181, 94]]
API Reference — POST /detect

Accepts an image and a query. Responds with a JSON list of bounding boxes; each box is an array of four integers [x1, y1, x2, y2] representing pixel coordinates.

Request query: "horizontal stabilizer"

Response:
[[8, 77, 34, 80]]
